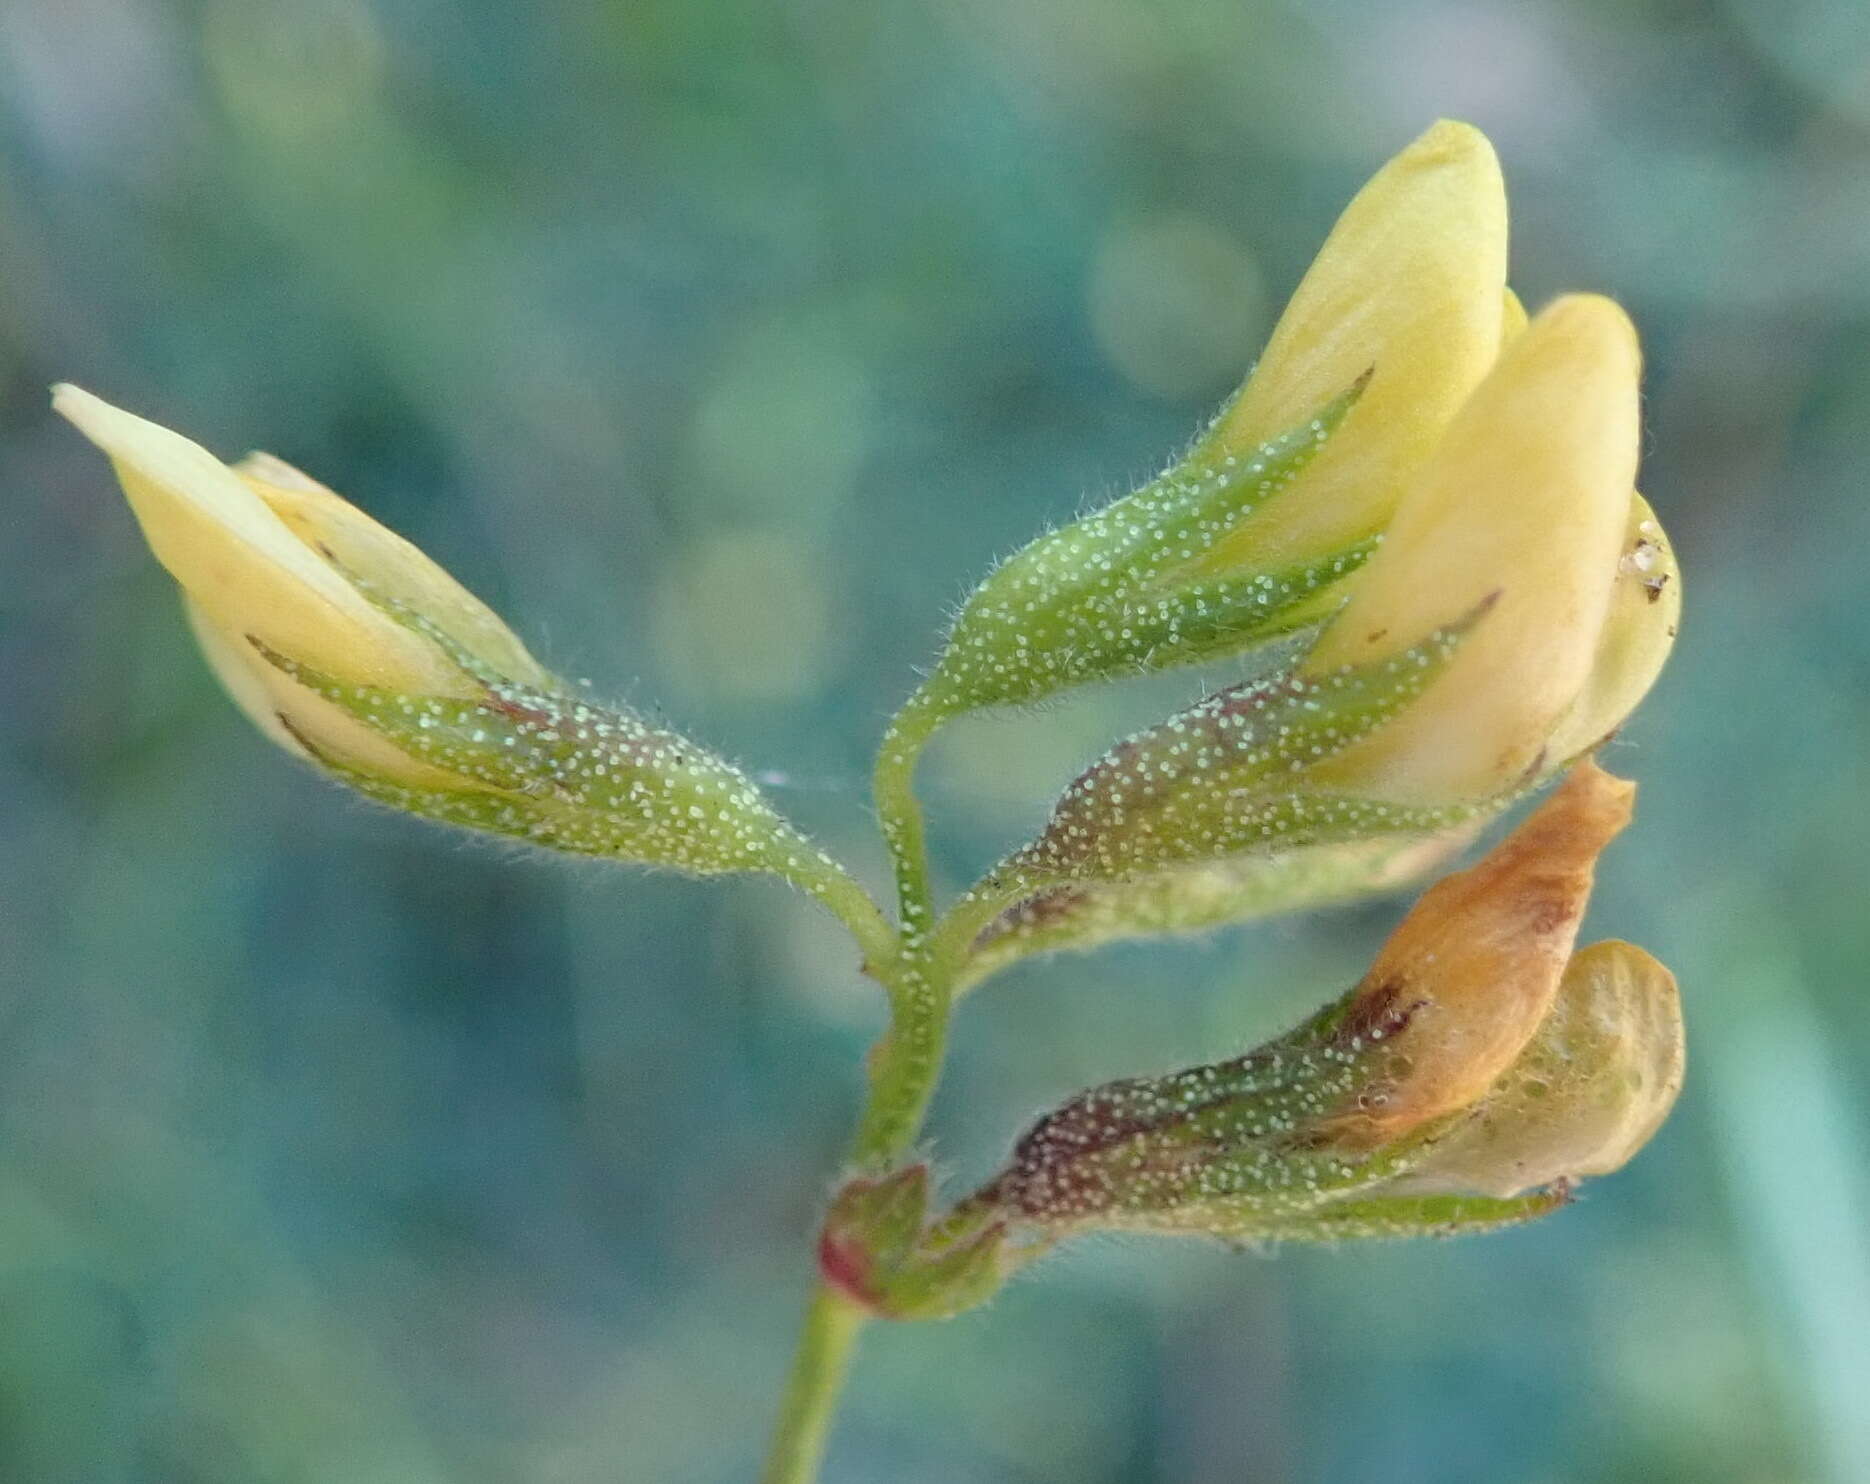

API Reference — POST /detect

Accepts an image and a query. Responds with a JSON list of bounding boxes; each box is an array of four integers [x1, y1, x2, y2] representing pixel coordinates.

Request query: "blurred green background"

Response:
[[2, 0, 1867, 1480]]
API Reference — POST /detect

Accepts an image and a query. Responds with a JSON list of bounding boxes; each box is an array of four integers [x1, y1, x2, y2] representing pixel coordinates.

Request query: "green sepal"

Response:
[[919, 380, 1373, 720], [258, 643, 822, 877], [875, 1221, 1009, 1322], [1216, 1184, 1573, 1246], [818, 1165, 1011, 1323], [1002, 599, 1497, 888], [958, 827, 1475, 992], [314, 544, 556, 693], [978, 988, 1466, 1236], [823, 1166, 929, 1274]]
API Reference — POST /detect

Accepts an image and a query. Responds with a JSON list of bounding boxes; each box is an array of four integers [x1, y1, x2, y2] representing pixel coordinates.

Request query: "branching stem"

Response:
[[759, 689, 975, 1483]]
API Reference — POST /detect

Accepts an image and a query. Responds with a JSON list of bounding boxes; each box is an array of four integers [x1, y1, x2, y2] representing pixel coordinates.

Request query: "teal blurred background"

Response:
[[2, 1, 1867, 1480]]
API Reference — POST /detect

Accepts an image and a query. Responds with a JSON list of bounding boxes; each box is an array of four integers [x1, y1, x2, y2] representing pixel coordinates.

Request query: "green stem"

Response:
[[760, 691, 954, 1482], [758, 983, 944, 1484], [777, 846, 901, 980], [848, 949, 948, 1166], [873, 692, 942, 940], [757, 1288, 867, 1484], [838, 869, 1031, 1167]]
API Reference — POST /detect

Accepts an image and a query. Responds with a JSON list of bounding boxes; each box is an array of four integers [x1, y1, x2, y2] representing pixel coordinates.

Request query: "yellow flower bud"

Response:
[[58, 386, 841, 880], [1388, 939, 1685, 1199], [53, 385, 547, 787], [976, 761, 1658, 1241], [912, 122, 1516, 726], [1186, 119, 1508, 576], [1299, 295, 1645, 804]]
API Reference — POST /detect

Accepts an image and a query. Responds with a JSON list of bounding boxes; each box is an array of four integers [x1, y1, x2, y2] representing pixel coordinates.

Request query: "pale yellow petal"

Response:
[[185, 599, 476, 788], [1187, 120, 1508, 575], [54, 385, 463, 696], [1302, 295, 1641, 804], [1544, 492, 1681, 763], [236, 452, 553, 690], [1500, 285, 1528, 344], [184, 599, 311, 759]]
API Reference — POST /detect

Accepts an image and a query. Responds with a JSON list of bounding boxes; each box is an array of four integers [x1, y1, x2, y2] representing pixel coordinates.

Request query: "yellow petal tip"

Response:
[[236, 450, 331, 494], [1406, 118, 1498, 167], [50, 382, 121, 443], [51, 384, 232, 489], [1533, 293, 1641, 367]]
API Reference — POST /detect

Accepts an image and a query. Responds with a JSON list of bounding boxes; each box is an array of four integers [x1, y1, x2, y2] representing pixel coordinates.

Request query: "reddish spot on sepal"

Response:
[[480, 686, 555, 726]]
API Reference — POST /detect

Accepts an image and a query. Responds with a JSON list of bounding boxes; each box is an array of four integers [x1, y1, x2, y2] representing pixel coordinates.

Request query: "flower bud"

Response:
[[955, 293, 1677, 941], [56, 388, 546, 752], [56, 388, 446, 691], [1297, 295, 1648, 805], [57, 386, 824, 878], [913, 121, 1508, 723], [56, 385, 502, 786], [977, 762, 1645, 1241]]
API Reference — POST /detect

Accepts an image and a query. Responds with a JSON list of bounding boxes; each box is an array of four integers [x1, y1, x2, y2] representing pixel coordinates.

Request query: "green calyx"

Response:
[[256, 641, 823, 877], [1212, 1185, 1574, 1246], [918, 379, 1375, 721], [970, 974, 1585, 1245], [1001, 597, 1499, 888], [958, 827, 1475, 992], [974, 987, 1458, 1236]]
